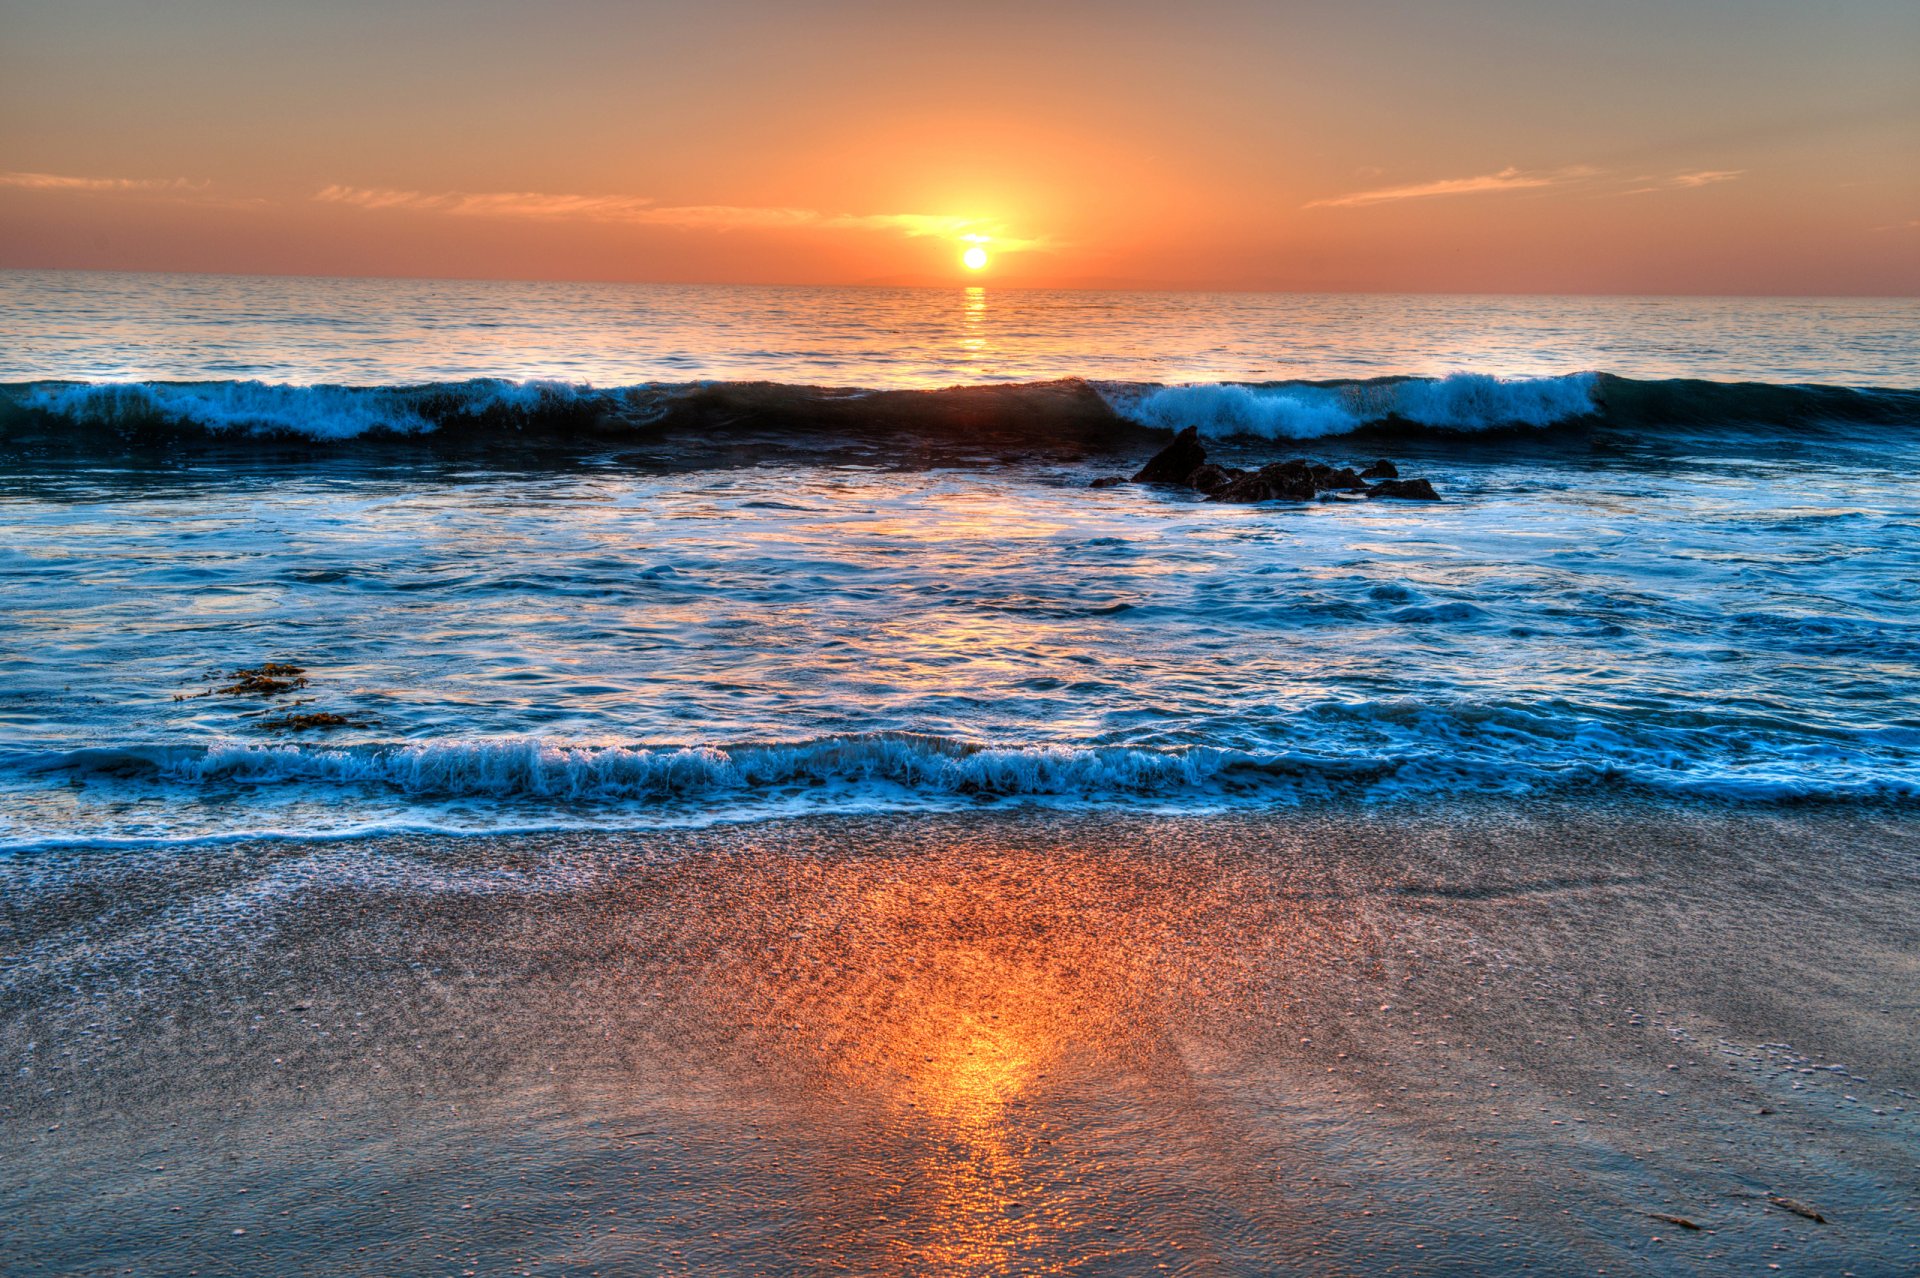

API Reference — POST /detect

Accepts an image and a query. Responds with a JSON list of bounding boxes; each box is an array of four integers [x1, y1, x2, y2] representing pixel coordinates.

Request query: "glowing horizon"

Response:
[[1, 1, 1915, 294]]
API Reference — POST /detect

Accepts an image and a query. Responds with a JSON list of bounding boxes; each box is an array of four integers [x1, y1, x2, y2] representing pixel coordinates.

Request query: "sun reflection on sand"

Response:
[[756, 865, 1106, 1271], [639, 837, 1358, 1273]]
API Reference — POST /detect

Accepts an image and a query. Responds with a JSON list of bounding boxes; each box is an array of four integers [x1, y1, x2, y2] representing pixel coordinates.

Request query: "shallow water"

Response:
[[4, 423, 1919, 846]]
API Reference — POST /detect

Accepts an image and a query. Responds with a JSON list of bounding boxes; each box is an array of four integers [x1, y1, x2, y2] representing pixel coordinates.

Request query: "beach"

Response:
[[7, 0, 1919, 1268], [6, 802, 1917, 1275]]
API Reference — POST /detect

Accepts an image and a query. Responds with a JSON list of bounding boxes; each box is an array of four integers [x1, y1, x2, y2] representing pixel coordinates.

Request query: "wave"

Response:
[[1111, 373, 1604, 440], [21, 725, 1919, 811], [3, 373, 1915, 450]]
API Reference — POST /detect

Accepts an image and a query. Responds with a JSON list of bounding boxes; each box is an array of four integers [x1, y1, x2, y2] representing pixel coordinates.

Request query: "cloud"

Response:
[[314, 184, 1048, 250], [1307, 165, 1744, 209], [1621, 169, 1744, 195], [1669, 169, 1744, 188], [0, 170, 205, 194], [1304, 166, 1596, 209]]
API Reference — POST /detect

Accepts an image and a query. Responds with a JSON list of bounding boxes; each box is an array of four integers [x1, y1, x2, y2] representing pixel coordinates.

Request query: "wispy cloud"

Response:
[[0, 170, 205, 194], [1621, 169, 1744, 195], [314, 184, 1048, 250], [1307, 165, 1745, 209], [1304, 166, 1596, 209]]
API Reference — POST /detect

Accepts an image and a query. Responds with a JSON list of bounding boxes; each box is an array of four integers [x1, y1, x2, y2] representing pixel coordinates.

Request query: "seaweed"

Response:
[[178, 660, 372, 731], [212, 663, 309, 697], [257, 711, 370, 733]]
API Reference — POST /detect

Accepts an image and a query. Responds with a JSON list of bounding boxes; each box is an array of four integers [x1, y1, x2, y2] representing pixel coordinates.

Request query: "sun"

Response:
[[962, 245, 989, 271]]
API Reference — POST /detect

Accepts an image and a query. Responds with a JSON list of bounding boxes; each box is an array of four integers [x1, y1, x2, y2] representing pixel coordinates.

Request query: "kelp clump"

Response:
[[213, 663, 310, 697]]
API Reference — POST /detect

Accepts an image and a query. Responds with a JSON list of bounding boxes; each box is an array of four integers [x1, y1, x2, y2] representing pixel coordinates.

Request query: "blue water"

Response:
[[2, 271, 1918, 847]]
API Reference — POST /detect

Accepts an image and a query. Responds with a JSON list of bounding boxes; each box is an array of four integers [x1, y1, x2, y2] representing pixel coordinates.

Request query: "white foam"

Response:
[[22, 378, 600, 440], [1114, 373, 1600, 439], [150, 735, 1231, 799]]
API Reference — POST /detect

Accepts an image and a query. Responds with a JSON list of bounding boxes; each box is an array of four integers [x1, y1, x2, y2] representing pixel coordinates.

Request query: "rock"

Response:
[[1088, 475, 1129, 489], [1367, 478, 1440, 500], [1131, 426, 1208, 484], [1113, 435, 1438, 507], [1185, 463, 1238, 495], [1211, 462, 1318, 503]]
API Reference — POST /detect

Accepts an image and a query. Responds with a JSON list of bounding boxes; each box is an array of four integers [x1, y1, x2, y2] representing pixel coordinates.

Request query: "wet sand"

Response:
[[3, 803, 1917, 1275]]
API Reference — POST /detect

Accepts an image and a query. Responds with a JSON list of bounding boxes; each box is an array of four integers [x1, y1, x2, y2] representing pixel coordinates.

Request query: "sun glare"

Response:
[[962, 245, 988, 271]]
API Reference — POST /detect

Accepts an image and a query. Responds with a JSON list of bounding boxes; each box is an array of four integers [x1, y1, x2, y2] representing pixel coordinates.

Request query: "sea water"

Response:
[[1, 271, 1917, 848]]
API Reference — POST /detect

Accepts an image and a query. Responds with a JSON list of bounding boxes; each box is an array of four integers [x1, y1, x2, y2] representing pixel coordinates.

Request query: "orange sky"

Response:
[[2, 0, 1917, 293]]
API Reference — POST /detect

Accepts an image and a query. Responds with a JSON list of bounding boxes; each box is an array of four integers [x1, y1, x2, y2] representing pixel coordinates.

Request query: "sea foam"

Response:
[[1112, 373, 1601, 439]]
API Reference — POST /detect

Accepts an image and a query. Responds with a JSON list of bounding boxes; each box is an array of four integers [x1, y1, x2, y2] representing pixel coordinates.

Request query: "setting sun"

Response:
[[962, 245, 988, 271]]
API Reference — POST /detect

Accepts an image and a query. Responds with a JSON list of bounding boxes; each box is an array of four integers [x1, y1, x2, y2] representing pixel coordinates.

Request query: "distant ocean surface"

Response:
[[2, 270, 1917, 849]]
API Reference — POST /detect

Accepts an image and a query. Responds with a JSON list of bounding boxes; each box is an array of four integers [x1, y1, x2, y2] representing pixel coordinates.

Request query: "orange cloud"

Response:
[[1305, 166, 1597, 208], [1621, 169, 1745, 195], [0, 170, 205, 194], [1308, 165, 1749, 208], [313, 184, 1049, 251]]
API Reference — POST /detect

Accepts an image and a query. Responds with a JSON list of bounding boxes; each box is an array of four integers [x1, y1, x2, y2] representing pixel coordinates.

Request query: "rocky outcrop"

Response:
[[1119, 432, 1438, 504], [1214, 463, 1316, 503], [1130, 425, 1208, 484], [1366, 478, 1440, 500], [1185, 463, 1235, 495]]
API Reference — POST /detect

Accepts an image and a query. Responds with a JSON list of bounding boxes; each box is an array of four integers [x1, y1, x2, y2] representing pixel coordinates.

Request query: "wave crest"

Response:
[[1115, 373, 1600, 439], [3, 372, 1914, 449], [30, 724, 1920, 809]]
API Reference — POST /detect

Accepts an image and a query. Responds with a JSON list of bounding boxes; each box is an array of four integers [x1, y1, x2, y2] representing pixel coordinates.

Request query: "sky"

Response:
[[1, 0, 1916, 294]]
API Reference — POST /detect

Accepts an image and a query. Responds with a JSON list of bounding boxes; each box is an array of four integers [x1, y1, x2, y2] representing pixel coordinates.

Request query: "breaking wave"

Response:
[[13, 715, 1915, 844], [3, 373, 1914, 450], [1112, 373, 1604, 439]]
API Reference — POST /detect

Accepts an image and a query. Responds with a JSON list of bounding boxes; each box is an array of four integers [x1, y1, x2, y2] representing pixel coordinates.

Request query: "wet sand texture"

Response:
[[4, 804, 1917, 1275]]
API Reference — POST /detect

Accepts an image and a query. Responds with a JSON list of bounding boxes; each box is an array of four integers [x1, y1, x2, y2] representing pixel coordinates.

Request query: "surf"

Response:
[[4, 373, 1915, 452]]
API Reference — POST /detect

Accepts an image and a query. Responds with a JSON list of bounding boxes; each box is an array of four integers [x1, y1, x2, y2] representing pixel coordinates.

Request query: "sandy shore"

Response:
[[3, 802, 1917, 1275]]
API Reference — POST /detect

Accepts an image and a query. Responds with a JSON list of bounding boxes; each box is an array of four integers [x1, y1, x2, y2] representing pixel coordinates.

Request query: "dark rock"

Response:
[[1131, 426, 1208, 484], [1211, 462, 1319, 503], [1185, 463, 1238, 495], [1088, 475, 1129, 489], [1113, 435, 1438, 507], [1367, 478, 1440, 500]]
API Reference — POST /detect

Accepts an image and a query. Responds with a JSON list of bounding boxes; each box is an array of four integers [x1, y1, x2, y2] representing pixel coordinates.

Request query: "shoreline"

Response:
[[4, 801, 1917, 1274]]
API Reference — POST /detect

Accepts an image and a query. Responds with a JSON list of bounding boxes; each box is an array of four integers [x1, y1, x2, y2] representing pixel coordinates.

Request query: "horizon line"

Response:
[[1, 263, 1915, 302]]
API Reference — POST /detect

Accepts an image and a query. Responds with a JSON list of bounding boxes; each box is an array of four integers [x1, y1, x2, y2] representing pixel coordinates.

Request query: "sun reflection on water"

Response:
[[960, 286, 988, 363]]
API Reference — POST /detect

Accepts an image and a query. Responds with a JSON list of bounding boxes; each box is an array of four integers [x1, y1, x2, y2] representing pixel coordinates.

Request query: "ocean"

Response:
[[1, 272, 1916, 848]]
